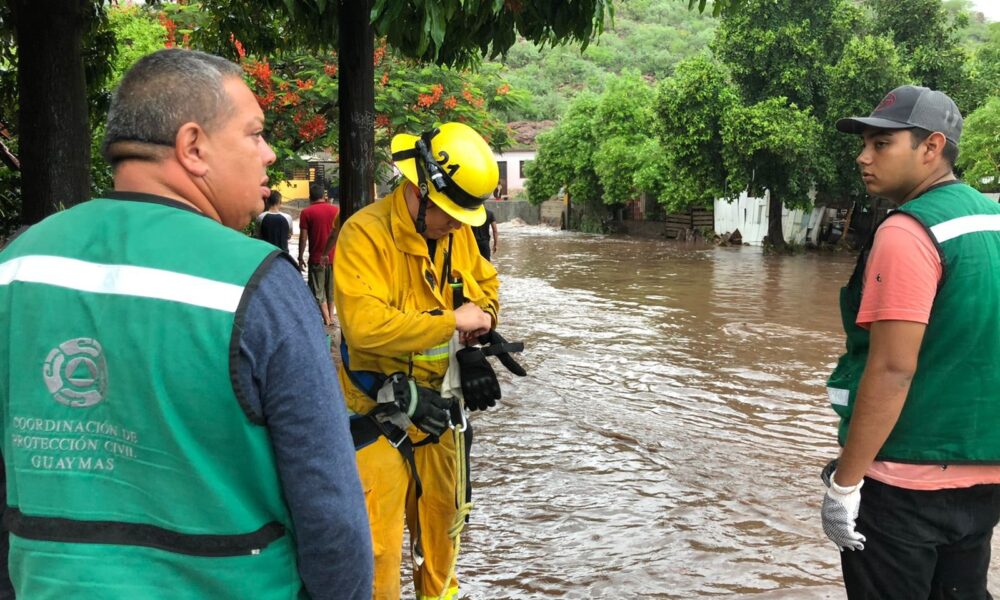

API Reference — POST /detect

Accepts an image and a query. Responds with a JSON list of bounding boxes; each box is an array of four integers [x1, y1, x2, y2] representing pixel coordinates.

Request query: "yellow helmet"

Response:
[[391, 122, 499, 227]]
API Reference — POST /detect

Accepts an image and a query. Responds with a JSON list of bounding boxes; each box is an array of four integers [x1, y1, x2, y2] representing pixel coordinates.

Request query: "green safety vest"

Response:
[[827, 182, 1000, 463], [0, 195, 305, 599]]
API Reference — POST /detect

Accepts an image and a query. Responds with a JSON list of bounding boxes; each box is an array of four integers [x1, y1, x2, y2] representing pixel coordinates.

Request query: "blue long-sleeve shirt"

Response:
[[236, 256, 373, 599]]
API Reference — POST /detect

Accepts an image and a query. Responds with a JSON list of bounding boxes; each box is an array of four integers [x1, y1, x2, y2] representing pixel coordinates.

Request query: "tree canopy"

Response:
[[649, 54, 739, 211], [957, 96, 1000, 191]]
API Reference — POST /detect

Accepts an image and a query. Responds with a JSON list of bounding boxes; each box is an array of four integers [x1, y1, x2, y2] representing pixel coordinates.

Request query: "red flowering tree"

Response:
[[162, 3, 525, 185]]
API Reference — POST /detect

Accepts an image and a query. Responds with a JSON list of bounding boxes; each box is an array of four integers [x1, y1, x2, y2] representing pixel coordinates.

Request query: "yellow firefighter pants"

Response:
[[357, 432, 460, 600]]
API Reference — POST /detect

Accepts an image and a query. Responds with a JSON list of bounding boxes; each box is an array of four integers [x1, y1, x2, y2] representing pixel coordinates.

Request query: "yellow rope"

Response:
[[437, 413, 473, 600]]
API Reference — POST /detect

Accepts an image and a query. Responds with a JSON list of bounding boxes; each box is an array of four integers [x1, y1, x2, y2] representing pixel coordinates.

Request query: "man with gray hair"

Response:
[[0, 48, 372, 598], [823, 85, 1000, 598]]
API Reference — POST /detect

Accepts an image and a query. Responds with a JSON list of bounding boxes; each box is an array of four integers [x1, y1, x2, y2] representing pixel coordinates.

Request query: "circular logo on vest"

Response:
[[42, 338, 108, 408]]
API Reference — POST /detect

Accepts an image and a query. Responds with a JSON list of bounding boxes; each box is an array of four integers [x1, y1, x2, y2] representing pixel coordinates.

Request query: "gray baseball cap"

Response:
[[836, 85, 963, 145]]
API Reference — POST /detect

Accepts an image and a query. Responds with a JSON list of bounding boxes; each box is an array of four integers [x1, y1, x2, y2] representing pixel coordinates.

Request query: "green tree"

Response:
[[712, 0, 855, 111], [867, 0, 970, 98], [650, 54, 739, 212], [591, 72, 657, 205], [956, 22, 1000, 114], [711, 0, 851, 248], [823, 34, 911, 201], [525, 92, 607, 229], [721, 98, 825, 248], [957, 96, 1000, 191]]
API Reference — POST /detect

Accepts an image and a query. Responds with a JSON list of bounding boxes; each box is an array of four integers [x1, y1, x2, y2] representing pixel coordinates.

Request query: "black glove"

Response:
[[377, 373, 452, 438], [456, 346, 501, 411], [477, 330, 527, 376]]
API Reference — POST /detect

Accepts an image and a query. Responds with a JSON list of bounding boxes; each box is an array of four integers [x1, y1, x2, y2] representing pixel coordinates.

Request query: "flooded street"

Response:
[[455, 224, 1000, 599]]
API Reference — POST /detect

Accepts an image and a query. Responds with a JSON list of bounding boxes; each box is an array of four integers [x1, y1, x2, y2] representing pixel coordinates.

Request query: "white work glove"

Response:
[[821, 471, 866, 551]]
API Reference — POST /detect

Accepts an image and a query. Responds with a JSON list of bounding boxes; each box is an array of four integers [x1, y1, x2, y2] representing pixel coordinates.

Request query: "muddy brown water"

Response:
[[448, 224, 1000, 599]]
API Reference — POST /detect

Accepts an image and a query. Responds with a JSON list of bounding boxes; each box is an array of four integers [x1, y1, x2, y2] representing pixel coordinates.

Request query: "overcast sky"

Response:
[[970, 0, 999, 21]]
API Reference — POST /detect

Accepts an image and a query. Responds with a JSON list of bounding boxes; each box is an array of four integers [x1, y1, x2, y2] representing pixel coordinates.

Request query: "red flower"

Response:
[[230, 34, 246, 59], [254, 89, 277, 110], [158, 14, 177, 48], [380, 71, 389, 86], [244, 59, 272, 86], [324, 63, 338, 77], [496, 83, 510, 96], [373, 47, 386, 67], [298, 115, 327, 142], [443, 96, 458, 110], [296, 79, 315, 91], [375, 114, 390, 129], [417, 93, 435, 108]]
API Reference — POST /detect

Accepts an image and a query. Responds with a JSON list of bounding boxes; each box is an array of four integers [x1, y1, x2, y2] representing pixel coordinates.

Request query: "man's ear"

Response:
[[174, 122, 209, 177], [921, 131, 947, 164]]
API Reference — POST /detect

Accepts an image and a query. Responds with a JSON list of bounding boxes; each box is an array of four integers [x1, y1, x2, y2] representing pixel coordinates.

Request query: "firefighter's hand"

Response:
[[454, 303, 490, 341]]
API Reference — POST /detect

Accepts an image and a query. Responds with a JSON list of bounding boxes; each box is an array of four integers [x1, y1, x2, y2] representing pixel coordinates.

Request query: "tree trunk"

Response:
[[767, 189, 786, 249], [837, 201, 855, 247], [13, 0, 91, 225], [337, 0, 375, 221]]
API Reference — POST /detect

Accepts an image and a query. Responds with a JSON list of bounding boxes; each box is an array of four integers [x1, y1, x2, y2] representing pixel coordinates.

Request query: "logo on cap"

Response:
[[42, 338, 108, 408], [874, 93, 896, 113]]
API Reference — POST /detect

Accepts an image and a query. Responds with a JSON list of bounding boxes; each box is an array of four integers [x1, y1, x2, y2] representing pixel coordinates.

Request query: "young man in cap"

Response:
[[334, 122, 502, 599], [823, 85, 1000, 598]]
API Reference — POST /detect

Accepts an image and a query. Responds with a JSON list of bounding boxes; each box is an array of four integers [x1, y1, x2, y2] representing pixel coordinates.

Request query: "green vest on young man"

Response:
[[0, 195, 305, 599], [827, 182, 1000, 464]]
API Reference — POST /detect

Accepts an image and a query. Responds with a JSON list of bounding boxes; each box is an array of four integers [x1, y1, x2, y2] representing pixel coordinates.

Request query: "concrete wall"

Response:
[[539, 199, 564, 227], [486, 199, 541, 225], [622, 220, 665, 238]]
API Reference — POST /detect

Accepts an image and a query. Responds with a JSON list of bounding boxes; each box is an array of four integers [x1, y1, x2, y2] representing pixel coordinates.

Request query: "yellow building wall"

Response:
[[274, 179, 311, 202]]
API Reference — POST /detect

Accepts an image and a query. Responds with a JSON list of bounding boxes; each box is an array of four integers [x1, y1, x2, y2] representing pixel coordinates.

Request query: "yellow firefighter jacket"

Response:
[[334, 184, 500, 418]]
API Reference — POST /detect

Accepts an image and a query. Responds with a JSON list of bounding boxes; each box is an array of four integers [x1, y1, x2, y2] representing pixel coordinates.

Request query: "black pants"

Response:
[[842, 478, 1000, 599]]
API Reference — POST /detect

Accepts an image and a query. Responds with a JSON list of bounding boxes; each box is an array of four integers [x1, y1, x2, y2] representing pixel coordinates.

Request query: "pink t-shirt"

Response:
[[858, 213, 1000, 490]]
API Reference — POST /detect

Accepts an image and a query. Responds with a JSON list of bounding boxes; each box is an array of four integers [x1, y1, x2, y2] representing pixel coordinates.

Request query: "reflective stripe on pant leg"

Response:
[[410, 432, 459, 599], [357, 436, 409, 600]]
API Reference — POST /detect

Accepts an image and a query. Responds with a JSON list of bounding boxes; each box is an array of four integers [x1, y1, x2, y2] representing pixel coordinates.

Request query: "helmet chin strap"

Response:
[[415, 162, 431, 235]]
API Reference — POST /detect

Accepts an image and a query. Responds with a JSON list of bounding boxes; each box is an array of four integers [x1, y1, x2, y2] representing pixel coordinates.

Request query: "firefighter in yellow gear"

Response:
[[334, 122, 500, 600]]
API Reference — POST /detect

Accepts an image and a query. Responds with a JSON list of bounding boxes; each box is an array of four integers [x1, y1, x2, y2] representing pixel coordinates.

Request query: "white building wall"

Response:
[[714, 190, 811, 245], [494, 150, 536, 196]]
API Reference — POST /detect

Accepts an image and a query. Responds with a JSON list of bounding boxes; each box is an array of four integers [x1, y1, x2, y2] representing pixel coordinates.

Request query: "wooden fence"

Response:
[[665, 208, 713, 239]]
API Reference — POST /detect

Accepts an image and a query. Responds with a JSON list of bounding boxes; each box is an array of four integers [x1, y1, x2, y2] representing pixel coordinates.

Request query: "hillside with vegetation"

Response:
[[498, 0, 718, 120], [495, 0, 994, 122], [521, 0, 999, 244]]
